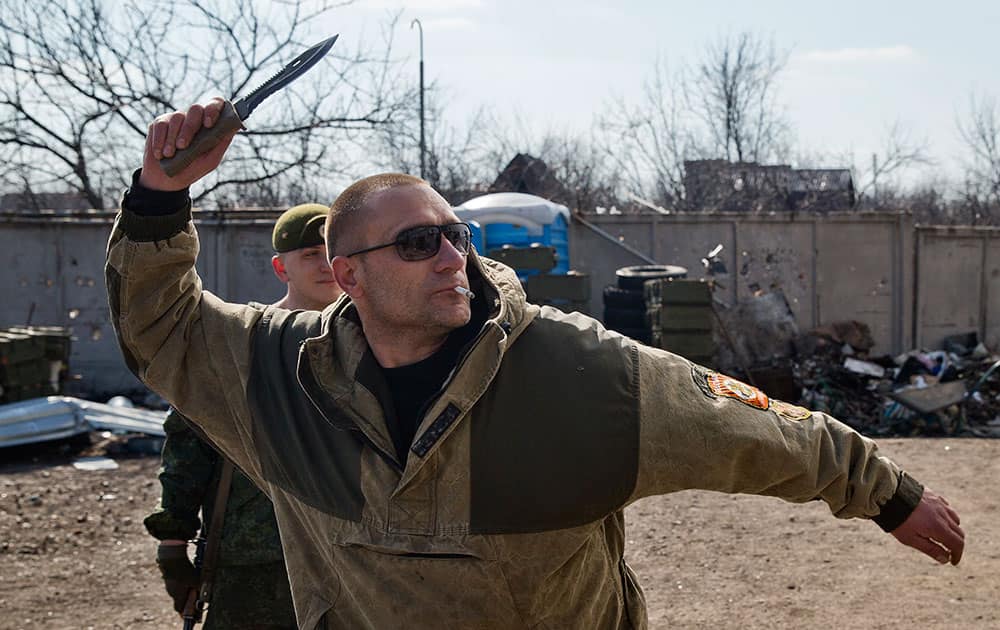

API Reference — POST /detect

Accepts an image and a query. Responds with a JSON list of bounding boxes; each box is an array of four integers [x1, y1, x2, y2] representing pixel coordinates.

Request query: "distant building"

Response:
[[490, 154, 569, 204], [683, 160, 854, 212]]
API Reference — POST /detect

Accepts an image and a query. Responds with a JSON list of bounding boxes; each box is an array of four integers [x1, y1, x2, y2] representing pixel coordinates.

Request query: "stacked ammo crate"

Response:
[[602, 265, 715, 365], [645, 278, 715, 366], [489, 245, 593, 315], [0, 326, 72, 403]]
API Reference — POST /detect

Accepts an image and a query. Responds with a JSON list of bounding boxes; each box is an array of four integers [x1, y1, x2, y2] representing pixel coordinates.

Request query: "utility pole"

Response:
[[411, 18, 426, 179], [871, 152, 878, 204]]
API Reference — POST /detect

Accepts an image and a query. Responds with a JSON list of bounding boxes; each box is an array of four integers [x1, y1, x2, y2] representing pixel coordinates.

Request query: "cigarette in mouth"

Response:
[[454, 286, 475, 299]]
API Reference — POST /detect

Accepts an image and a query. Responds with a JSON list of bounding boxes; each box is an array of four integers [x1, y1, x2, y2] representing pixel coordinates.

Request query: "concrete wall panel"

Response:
[[730, 220, 815, 330], [916, 231, 986, 349], [987, 237, 1000, 350], [569, 219, 654, 314], [814, 218, 903, 354]]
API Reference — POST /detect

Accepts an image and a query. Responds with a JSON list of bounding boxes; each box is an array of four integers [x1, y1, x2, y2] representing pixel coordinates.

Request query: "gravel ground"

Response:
[[1, 437, 996, 629]]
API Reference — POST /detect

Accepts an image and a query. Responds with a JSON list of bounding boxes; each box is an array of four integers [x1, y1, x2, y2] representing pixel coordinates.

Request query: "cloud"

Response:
[[797, 45, 918, 64], [359, 0, 482, 10]]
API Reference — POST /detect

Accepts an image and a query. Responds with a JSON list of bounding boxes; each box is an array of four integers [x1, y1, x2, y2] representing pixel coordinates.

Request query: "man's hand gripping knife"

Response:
[[140, 98, 239, 193]]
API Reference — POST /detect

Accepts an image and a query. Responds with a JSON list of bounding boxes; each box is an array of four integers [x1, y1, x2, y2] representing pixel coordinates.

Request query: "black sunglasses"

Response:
[[346, 222, 472, 261]]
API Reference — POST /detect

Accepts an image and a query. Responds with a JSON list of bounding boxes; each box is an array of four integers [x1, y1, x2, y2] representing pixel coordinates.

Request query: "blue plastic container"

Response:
[[467, 220, 485, 256], [454, 193, 570, 277]]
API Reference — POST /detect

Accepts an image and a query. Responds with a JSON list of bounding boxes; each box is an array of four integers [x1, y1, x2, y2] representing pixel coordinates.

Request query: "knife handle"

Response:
[[159, 101, 244, 177]]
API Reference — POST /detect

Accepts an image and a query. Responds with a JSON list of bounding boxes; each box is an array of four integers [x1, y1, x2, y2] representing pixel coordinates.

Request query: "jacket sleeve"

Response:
[[105, 173, 264, 479], [629, 345, 922, 532], [143, 408, 219, 541]]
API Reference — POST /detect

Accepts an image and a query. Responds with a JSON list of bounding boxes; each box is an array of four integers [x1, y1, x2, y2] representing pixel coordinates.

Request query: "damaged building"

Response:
[[683, 159, 855, 212]]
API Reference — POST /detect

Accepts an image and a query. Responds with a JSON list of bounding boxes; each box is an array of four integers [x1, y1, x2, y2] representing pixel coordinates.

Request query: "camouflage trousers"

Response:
[[203, 560, 297, 630]]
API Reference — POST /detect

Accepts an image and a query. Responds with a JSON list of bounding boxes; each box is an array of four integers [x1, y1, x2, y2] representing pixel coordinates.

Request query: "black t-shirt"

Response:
[[380, 298, 487, 464]]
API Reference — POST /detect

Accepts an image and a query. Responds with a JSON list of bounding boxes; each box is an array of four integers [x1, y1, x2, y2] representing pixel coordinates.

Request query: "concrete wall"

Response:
[[570, 212, 949, 357], [0, 211, 280, 395], [0, 210, 996, 395], [913, 226, 1000, 351]]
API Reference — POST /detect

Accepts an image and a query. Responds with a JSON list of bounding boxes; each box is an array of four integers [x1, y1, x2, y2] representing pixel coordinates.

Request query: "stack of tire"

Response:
[[602, 265, 687, 346]]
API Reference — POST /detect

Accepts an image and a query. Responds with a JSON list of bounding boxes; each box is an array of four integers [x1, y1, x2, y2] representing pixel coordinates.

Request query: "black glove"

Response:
[[156, 543, 200, 613]]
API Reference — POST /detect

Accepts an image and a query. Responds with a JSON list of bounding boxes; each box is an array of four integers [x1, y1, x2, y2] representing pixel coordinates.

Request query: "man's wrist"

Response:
[[124, 169, 190, 217], [137, 167, 187, 193], [873, 471, 924, 532], [119, 169, 192, 241]]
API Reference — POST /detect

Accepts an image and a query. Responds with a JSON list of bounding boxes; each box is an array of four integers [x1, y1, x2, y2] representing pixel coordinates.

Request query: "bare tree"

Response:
[[596, 34, 791, 212], [851, 122, 932, 208], [687, 31, 791, 164], [471, 108, 625, 211], [371, 83, 498, 204], [957, 92, 1000, 208], [790, 121, 930, 213], [533, 133, 622, 212], [597, 57, 692, 209], [0, 0, 410, 210]]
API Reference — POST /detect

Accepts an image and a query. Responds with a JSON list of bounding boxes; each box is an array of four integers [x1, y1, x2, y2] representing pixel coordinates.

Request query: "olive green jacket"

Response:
[[106, 198, 920, 630]]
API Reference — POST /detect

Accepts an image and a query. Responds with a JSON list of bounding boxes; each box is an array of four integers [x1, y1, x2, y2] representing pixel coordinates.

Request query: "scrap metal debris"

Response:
[[0, 396, 166, 449], [713, 291, 1000, 437], [790, 326, 999, 437]]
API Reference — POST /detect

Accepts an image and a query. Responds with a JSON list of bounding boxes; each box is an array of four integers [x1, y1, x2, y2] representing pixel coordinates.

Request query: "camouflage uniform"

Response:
[[144, 408, 296, 629]]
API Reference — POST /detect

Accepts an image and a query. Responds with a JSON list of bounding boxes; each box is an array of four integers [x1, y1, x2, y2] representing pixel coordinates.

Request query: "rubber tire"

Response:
[[602, 285, 645, 309], [616, 265, 687, 292]]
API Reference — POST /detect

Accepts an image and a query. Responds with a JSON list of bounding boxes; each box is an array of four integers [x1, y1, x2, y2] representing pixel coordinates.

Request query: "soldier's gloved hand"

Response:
[[156, 543, 200, 613]]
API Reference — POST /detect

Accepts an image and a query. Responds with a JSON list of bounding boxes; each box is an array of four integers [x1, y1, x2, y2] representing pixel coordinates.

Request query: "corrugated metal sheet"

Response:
[[0, 396, 165, 448]]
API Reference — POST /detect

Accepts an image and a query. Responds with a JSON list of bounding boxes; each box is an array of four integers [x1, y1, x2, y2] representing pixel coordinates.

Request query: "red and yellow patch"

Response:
[[705, 373, 770, 410]]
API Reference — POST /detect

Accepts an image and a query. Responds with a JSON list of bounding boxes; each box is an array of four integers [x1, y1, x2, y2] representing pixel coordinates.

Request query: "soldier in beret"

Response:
[[144, 203, 341, 629]]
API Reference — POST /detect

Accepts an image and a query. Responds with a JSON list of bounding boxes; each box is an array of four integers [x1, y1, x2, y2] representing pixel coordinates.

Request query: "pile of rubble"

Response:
[[764, 322, 999, 437], [714, 291, 1000, 437]]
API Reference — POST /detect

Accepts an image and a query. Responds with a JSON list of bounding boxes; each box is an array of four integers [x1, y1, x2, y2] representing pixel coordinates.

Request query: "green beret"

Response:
[[272, 203, 329, 253]]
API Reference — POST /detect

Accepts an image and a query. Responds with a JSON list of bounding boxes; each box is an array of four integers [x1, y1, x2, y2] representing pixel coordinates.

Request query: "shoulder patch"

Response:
[[692, 366, 813, 421], [692, 366, 769, 410], [769, 399, 813, 421]]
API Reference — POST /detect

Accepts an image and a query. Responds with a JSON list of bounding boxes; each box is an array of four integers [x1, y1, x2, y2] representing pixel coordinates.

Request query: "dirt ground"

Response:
[[1, 437, 996, 630]]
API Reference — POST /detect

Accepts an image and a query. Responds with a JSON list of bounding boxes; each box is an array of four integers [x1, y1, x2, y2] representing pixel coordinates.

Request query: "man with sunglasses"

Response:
[[108, 99, 964, 629]]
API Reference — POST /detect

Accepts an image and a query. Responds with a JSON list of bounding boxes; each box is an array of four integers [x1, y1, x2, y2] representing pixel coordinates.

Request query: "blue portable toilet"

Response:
[[467, 220, 485, 256], [453, 193, 571, 276]]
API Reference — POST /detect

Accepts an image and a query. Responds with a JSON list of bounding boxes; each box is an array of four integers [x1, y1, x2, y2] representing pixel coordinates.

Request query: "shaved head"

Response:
[[325, 173, 428, 258]]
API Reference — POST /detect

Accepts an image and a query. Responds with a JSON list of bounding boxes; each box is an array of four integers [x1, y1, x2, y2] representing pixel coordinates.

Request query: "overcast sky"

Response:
[[322, 0, 1000, 190]]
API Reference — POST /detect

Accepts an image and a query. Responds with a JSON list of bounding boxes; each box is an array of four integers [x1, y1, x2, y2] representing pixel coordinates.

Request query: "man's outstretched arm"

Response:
[[627, 345, 965, 565]]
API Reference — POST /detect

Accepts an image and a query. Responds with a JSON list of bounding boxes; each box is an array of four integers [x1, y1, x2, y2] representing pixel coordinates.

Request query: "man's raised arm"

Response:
[[106, 99, 262, 473]]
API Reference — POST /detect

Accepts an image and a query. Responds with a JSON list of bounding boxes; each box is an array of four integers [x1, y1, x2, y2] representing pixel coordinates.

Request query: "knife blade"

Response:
[[160, 35, 339, 177]]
